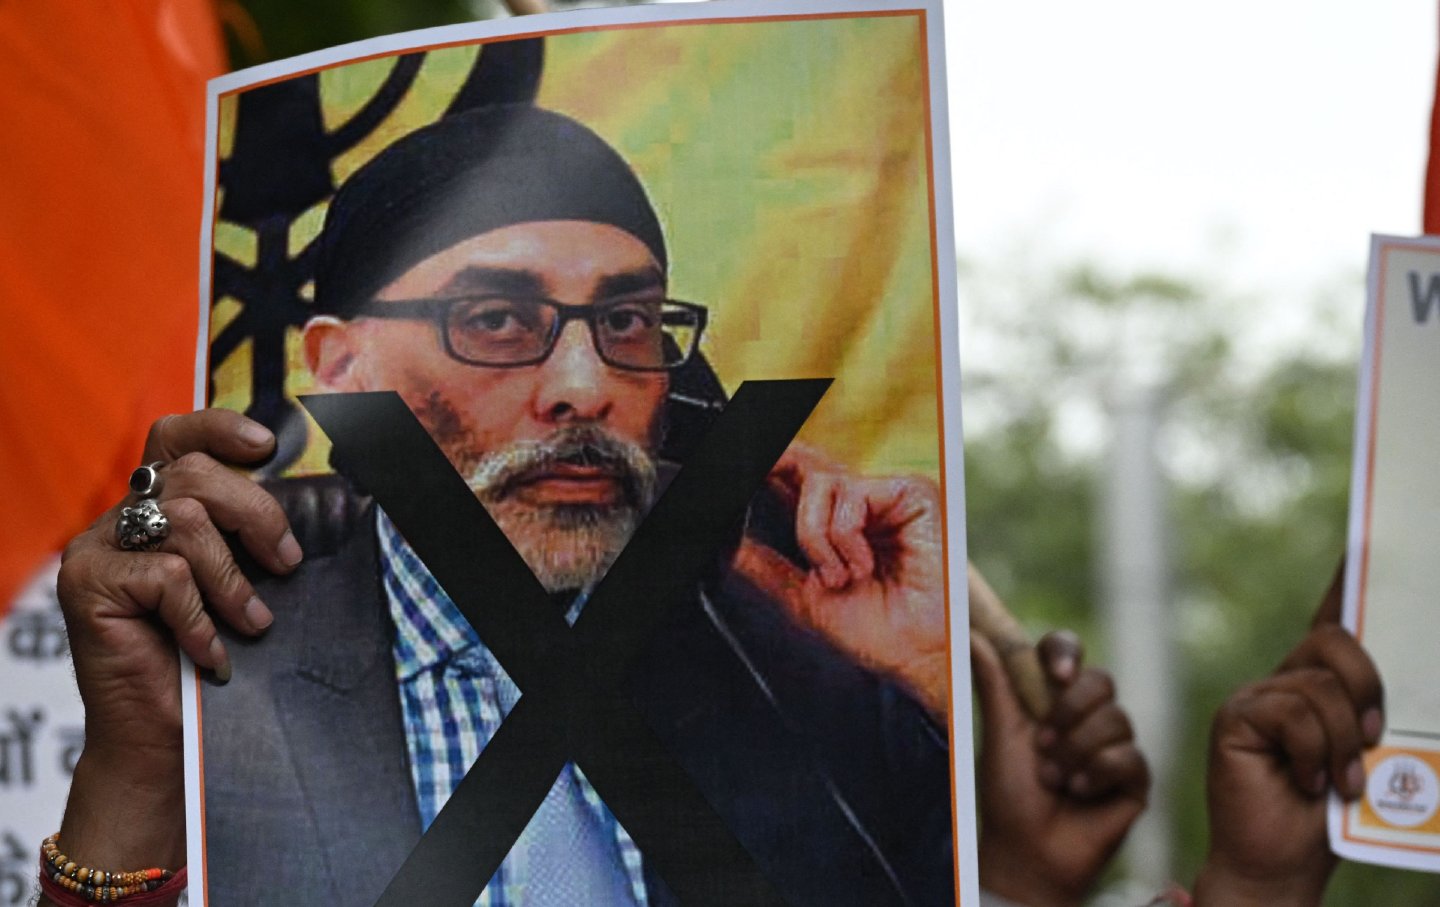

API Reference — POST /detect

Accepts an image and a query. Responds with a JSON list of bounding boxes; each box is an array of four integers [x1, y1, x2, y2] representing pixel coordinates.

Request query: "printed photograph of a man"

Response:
[[194, 10, 960, 907]]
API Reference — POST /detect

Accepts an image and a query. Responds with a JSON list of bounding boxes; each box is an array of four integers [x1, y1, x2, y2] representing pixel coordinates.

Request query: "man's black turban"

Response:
[[313, 104, 667, 317]]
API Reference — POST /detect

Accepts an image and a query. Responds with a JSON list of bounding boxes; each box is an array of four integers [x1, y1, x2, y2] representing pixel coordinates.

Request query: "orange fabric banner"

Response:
[[0, 1, 224, 610]]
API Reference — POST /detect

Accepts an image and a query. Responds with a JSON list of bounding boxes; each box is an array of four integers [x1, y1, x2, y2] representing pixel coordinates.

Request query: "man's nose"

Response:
[[534, 318, 613, 423]]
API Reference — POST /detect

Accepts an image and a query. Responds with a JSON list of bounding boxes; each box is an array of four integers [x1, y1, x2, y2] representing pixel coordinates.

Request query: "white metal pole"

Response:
[[1100, 383, 1175, 890]]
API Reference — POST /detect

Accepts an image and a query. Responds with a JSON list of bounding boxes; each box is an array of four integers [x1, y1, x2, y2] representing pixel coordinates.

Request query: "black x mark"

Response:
[[302, 379, 829, 907]]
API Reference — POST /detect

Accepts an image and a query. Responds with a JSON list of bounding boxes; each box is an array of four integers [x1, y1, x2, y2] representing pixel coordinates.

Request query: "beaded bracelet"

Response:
[[39, 834, 181, 904]]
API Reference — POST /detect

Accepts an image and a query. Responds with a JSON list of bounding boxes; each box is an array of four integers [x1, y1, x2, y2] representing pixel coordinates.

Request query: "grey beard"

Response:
[[465, 426, 658, 593]]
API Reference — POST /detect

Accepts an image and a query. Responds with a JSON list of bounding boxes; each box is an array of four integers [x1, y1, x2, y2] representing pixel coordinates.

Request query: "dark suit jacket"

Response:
[[200, 476, 955, 906]]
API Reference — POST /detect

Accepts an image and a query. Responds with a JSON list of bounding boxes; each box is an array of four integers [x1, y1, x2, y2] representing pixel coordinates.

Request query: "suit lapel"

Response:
[[272, 494, 421, 905]]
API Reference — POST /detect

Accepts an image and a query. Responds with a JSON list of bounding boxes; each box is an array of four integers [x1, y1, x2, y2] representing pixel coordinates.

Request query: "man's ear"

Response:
[[303, 316, 361, 390]]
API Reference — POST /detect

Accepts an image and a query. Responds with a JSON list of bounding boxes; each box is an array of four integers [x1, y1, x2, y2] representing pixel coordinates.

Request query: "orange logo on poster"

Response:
[[1367, 754, 1440, 828], [1390, 762, 1423, 801]]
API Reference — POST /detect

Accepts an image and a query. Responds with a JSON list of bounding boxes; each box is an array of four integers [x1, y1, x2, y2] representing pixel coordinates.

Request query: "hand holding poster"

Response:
[[1330, 234, 1440, 872], [181, 2, 976, 905]]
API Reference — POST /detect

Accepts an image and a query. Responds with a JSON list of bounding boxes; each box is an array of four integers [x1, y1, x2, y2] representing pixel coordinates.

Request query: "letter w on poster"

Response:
[[182, 1, 978, 905], [1331, 234, 1440, 872]]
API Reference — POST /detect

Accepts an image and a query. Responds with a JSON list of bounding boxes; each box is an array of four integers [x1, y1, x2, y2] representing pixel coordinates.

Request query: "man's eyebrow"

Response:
[[438, 266, 547, 297], [592, 267, 665, 303]]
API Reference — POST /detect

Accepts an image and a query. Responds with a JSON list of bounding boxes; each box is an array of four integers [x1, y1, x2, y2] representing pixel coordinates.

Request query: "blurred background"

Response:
[[1, 1, 1436, 904], [948, 4, 1436, 903]]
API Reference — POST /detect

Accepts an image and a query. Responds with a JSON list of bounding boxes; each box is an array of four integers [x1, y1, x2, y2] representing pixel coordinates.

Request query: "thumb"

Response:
[[971, 629, 1031, 749], [765, 441, 846, 510], [1036, 629, 1084, 690], [731, 536, 814, 627], [1311, 557, 1345, 628]]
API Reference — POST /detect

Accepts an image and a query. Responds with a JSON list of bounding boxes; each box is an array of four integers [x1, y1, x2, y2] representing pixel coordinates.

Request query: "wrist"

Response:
[[897, 651, 952, 725], [58, 746, 186, 870], [73, 735, 183, 786], [978, 836, 1085, 907], [1192, 857, 1328, 907]]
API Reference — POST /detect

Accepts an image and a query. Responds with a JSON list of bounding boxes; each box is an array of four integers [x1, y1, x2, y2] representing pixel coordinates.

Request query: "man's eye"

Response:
[[602, 305, 658, 335], [458, 302, 533, 334], [470, 310, 515, 331]]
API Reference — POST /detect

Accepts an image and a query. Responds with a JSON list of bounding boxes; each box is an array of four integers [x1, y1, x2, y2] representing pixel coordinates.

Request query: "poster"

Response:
[[183, 2, 976, 904], [1331, 234, 1440, 872]]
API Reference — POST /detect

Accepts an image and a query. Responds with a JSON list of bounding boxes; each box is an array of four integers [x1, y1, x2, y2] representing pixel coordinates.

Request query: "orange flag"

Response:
[[0, 1, 225, 610], [1428, 9, 1440, 232]]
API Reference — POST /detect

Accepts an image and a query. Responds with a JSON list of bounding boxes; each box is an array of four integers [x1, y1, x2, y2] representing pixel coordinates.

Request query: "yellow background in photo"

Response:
[[211, 13, 941, 481]]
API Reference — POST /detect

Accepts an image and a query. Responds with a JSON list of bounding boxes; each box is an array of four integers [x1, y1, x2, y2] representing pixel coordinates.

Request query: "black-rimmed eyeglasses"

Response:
[[352, 295, 708, 372]]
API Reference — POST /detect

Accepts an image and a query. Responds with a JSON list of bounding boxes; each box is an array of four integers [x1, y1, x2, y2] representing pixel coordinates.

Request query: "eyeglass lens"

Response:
[[445, 297, 700, 369]]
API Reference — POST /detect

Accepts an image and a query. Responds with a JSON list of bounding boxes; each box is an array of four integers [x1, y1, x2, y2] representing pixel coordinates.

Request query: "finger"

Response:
[[63, 510, 123, 561], [968, 567, 1050, 719], [769, 442, 848, 486], [1068, 741, 1150, 802], [1044, 701, 1135, 770], [144, 409, 275, 465], [92, 548, 232, 682], [828, 483, 876, 582], [160, 451, 302, 574], [1037, 629, 1084, 686], [970, 630, 1031, 746], [1222, 684, 1330, 797], [1311, 557, 1346, 628], [1268, 668, 1368, 799], [793, 474, 847, 588], [765, 442, 843, 508], [1044, 666, 1116, 733], [158, 497, 273, 635], [1280, 623, 1384, 744], [732, 537, 814, 627]]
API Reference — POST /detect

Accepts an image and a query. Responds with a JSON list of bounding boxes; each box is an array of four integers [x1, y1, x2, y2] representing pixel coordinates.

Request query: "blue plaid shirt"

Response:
[[378, 510, 648, 906]]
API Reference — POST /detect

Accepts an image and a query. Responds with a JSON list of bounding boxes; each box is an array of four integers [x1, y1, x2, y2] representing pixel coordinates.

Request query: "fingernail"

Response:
[[1039, 760, 1062, 789], [1363, 708, 1384, 744], [243, 596, 273, 633], [277, 530, 303, 568], [1346, 758, 1366, 797], [1035, 726, 1057, 750], [1053, 655, 1077, 683], [238, 418, 273, 446], [208, 637, 231, 685]]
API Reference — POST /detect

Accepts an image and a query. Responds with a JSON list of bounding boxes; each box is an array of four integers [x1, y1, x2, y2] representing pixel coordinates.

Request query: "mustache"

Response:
[[466, 425, 658, 508]]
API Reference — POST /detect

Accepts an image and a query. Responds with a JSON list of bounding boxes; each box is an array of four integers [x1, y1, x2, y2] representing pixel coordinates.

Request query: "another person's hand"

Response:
[[972, 630, 1149, 907], [1193, 566, 1383, 907], [51, 410, 297, 879], [731, 442, 950, 721]]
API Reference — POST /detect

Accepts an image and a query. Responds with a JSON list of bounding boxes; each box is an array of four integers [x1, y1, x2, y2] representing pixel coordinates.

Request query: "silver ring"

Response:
[[117, 498, 170, 551], [128, 461, 166, 499]]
